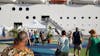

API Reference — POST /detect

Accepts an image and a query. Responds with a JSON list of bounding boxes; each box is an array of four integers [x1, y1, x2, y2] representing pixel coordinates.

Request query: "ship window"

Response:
[[19, 7, 22, 11], [26, 16, 29, 19], [95, 17, 98, 19], [60, 17, 62, 19], [26, 7, 29, 11], [33, 16, 36, 19], [88, 17, 91, 19], [12, 7, 15, 11], [14, 22, 22, 29], [74, 17, 76, 19], [81, 16, 84, 19], [0, 7, 1, 10], [67, 17, 69, 19], [41, 16, 50, 21]]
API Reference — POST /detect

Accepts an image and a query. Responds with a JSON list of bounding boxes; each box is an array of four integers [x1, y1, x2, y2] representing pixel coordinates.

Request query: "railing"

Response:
[[48, 18, 63, 31]]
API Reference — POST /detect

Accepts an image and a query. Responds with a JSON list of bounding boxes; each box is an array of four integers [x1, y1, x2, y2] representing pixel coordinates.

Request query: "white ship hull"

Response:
[[0, 4, 100, 35]]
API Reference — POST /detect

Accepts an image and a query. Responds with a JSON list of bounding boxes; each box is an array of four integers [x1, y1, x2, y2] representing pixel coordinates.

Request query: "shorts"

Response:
[[74, 44, 82, 50], [30, 38, 34, 42]]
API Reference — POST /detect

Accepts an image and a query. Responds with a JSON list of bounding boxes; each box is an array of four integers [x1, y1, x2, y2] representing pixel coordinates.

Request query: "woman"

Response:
[[1, 31, 34, 56], [56, 30, 69, 56], [40, 32, 46, 45], [86, 29, 100, 56], [34, 31, 39, 43]]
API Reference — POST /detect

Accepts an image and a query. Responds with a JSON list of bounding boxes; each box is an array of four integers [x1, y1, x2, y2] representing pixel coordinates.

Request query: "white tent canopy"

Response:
[[23, 20, 46, 29], [71, 0, 95, 4], [18, 0, 47, 4], [0, 0, 16, 3]]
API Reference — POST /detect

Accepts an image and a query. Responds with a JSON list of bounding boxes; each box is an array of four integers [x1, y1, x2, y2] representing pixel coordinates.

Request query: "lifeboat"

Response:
[[0, 0, 16, 3], [18, 0, 47, 4], [71, 0, 94, 4], [49, 0, 67, 4]]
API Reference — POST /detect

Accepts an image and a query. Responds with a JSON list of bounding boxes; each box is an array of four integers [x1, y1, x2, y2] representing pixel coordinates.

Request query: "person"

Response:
[[34, 31, 39, 43], [2, 27, 6, 37], [56, 30, 69, 56], [27, 30, 33, 46], [1, 31, 34, 56], [40, 32, 46, 45], [86, 29, 100, 56], [73, 27, 83, 56], [30, 30, 35, 45], [68, 31, 73, 45]]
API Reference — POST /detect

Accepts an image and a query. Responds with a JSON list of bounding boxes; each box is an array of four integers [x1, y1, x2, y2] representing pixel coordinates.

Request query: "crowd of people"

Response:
[[1, 27, 100, 56], [27, 30, 48, 45], [55, 27, 100, 56]]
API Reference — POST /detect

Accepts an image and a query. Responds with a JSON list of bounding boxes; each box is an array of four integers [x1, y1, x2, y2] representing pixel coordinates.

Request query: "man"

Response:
[[73, 27, 83, 56], [1, 31, 34, 56]]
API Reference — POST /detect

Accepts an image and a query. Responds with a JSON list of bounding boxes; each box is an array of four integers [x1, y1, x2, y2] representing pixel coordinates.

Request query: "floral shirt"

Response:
[[1, 46, 34, 56]]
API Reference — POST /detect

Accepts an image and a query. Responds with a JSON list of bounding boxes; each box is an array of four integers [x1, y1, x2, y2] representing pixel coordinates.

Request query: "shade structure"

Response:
[[0, 0, 16, 3], [18, 0, 47, 4], [49, 0, 67, 4], [71, 0, 94, 4], [23, 20, 46, 29]]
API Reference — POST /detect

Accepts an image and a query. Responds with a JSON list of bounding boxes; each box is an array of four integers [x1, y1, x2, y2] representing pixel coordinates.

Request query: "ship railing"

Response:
[[48, 18, 64, 31]]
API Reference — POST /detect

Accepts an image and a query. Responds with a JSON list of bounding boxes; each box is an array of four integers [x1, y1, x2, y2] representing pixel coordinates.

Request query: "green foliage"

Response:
[[48, 26, 52, 30], [47, 33, 53, 39], [9, 29, 18, 38]]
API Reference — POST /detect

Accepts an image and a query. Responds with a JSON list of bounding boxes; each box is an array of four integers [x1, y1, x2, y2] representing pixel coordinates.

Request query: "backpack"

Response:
[[73, 31, 82, 45]]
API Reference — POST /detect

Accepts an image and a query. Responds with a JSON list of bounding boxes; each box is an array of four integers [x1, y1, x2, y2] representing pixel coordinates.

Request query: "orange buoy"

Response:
[[49, 0, 67, 4]]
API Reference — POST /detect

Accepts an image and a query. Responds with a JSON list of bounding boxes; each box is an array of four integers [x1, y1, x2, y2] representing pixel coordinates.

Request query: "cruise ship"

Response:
[[0, 0, 100, 35]]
